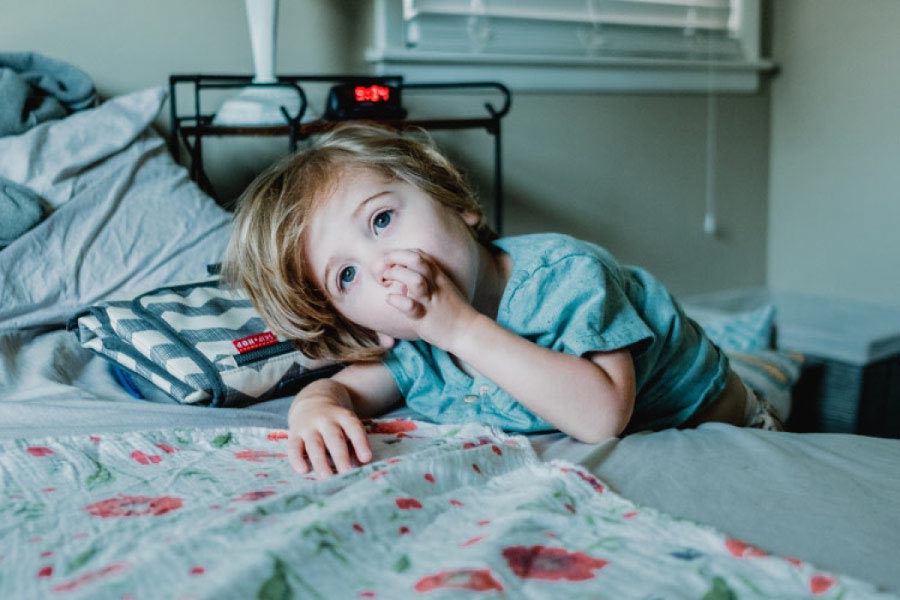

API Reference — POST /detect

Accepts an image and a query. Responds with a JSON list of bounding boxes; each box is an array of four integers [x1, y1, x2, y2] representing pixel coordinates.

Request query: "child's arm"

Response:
[[287, 361, 401, 478], [382, 249, 635, 444], [450, 320, 636, 443]]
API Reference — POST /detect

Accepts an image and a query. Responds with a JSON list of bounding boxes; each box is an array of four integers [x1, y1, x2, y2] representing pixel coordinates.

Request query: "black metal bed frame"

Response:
[[167, 74, 511, 233]]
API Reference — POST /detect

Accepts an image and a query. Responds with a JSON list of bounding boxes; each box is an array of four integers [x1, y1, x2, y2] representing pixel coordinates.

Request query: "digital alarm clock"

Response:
[[324, 81, 407, 120]]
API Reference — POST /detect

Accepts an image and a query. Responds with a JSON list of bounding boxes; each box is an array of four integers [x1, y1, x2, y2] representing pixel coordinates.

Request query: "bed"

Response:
[[1, 88, 898, 599]]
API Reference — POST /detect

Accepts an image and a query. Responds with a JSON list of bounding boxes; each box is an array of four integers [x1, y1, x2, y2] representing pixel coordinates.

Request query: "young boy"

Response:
[[224, 123, 780, 479]]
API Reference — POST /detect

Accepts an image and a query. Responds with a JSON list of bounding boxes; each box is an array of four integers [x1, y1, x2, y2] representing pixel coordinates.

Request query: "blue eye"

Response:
[[339, 266, 356, 288], [373, 210, 393, 232]]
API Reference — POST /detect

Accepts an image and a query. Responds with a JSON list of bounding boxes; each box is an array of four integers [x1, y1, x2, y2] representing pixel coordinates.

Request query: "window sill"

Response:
[[365, 49, 777, 94]]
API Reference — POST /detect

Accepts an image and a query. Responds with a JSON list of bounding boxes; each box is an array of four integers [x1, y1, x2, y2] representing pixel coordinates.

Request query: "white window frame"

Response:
[[365, 0, 775, 93]]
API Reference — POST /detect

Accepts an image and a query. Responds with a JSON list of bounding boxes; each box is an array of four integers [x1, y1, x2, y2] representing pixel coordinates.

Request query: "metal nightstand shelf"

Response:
[[168, 74, 511, 233]]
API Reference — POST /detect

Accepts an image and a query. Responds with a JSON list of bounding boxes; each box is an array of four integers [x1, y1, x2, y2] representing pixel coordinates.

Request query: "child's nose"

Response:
[[373, 257, 405, 294], [372, 257, 391, 286]]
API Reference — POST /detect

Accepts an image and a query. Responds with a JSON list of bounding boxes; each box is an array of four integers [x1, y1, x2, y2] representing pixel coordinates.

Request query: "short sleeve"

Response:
[[381, 340, 428, 398], [503, 254, 655, 358]]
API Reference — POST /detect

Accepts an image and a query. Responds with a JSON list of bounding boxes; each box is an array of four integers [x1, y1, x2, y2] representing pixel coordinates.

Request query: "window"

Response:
[[366, 0, 773, 92]]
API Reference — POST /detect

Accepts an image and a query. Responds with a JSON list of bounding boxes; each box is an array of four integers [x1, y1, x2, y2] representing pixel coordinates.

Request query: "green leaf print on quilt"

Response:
[[14, 501, 45, 521], [281, 493, 314, 510], [704, 576, 738, 600], [302, 522, 349, 564], [66, 546, 99, 575], [174, 467, 219, 484], [211, 432, 234, 448], [393, 554, 411, 573], [257, 558, 293, 600], [86, 458, 114, 489], [258, 558, 325, 600]]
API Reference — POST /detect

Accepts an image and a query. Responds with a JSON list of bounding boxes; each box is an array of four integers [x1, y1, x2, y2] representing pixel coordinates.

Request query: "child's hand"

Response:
[[287, 393, 372, 479], [380, 249, 480, 351]]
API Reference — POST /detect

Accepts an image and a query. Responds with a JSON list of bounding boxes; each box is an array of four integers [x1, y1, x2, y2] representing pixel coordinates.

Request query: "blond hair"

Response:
[[222, 122, 496, 362]]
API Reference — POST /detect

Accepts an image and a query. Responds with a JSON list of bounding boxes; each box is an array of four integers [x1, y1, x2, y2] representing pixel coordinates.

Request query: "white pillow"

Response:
[[0, 88, 232, 332]]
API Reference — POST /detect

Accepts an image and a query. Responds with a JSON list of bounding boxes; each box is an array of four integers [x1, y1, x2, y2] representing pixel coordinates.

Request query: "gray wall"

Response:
[[768, 1, 900, 308], [2, 0, 772, 298]]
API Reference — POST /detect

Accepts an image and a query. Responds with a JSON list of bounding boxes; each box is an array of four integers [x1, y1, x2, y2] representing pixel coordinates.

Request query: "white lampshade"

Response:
[[247, 0, 278, 84]]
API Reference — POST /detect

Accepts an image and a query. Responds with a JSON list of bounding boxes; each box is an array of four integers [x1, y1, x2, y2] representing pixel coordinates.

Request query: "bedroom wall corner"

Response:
[[768, 0, 900, 309]]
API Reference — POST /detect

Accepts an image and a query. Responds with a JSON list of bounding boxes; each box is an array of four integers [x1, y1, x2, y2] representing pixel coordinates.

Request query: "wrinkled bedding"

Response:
[[2, 87, 899, 598], [0, 87, 230, 333]]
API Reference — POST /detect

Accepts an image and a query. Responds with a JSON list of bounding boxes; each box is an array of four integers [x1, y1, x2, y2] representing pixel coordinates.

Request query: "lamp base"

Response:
[[212, 86, 315, 126]]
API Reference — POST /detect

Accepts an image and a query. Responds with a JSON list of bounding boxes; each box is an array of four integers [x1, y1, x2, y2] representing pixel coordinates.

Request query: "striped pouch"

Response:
[[69, 279, 340, 407]]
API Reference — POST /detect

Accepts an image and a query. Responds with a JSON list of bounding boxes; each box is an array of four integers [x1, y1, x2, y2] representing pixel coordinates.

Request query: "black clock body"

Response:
[[325, 82, 408, 120]]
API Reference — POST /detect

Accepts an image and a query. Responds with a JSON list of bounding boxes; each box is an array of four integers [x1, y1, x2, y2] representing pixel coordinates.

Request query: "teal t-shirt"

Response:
[[383, 233, 729, 434]]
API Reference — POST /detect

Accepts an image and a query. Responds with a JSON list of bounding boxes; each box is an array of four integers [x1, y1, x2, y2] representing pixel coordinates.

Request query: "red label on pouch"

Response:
[[232, 332, 278, 354]]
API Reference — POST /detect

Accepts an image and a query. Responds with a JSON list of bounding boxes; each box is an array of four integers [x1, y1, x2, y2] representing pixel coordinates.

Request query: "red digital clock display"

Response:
[[354, 85, 391, 103], [325, 80, 406, 120]]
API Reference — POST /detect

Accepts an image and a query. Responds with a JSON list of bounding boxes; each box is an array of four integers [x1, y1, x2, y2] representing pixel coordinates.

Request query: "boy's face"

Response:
[[303, 167, 482, 343]]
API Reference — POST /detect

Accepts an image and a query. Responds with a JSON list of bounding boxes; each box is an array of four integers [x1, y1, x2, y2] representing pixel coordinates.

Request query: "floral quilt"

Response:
[[0, 419, 894, 599]]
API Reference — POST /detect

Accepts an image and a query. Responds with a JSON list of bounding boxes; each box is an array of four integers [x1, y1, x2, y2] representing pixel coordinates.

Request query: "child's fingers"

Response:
[[287, 436, 309, 474], [339, 416, 373, 464], [387, 294, 424, 317], [320, 424, 353, 474], [381, 249, 433, 278], [304, 432, 334, 479], [384, 266, 430, 298]]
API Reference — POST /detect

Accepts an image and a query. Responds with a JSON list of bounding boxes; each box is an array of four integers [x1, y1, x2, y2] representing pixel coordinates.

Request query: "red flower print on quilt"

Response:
[[414, 568, 504, 592], [85, 495, 183, 518], [502, 545, 608, 581], [368, 419, 418, 434]]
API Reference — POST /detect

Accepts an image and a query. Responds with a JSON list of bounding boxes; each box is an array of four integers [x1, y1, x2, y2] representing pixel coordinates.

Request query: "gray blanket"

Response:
[[0, 177, 43, 247], [0, 87, 231, 332], [0, 52, 96, 136]]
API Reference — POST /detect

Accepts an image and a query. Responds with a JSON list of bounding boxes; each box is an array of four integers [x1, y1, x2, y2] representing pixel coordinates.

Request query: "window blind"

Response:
[[367, 0, 773, 92]]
